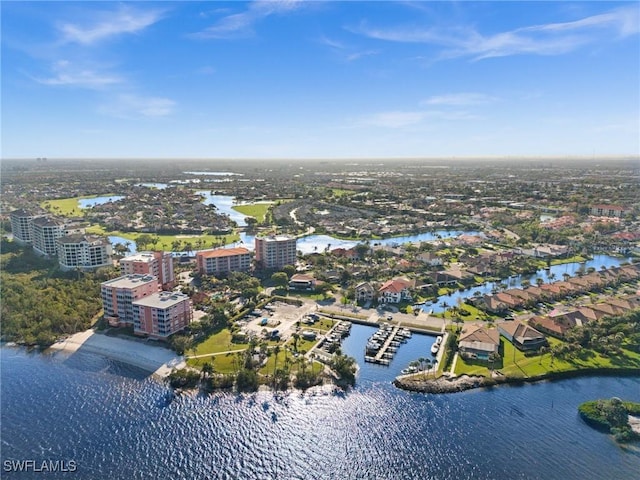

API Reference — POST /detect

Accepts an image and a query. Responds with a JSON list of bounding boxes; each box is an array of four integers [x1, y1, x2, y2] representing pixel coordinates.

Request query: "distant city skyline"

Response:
[[2, 1, 639, 159]]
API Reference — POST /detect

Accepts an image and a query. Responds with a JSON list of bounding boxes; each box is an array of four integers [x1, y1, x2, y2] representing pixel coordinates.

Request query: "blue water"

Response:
[[135, 182, 169, 189], [2, 326, 639, 479], [108, 236, 136, 254], [78, 196, 124, 209], [198, 192, 248, 226]]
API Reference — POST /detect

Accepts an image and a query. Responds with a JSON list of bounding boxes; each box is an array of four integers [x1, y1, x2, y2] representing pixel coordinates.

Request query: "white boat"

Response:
[[436, 335, 443, 346], [431, 343, 440, 355]]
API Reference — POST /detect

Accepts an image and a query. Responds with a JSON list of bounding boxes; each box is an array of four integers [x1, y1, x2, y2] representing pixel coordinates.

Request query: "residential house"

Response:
[[288, 273, 316, 291], [494, 292, 524, 309], [458, 324, 500, 361], [498, 321, 547, 351], [378, 277, 413, 304], [589, 205, 626, 218], [355, 282, 376, 303], [417, 252, 443, 267]]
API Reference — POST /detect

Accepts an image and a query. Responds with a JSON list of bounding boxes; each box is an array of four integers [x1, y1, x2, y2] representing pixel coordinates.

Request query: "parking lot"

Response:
[[241, 300, 317, 341]]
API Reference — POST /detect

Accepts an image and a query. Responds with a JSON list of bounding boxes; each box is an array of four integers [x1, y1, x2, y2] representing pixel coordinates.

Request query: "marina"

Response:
[[364, 324, 412, 365]]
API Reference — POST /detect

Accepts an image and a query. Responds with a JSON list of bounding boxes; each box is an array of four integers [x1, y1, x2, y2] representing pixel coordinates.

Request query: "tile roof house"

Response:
[[494, 292, 523, 309], [378, 277, 413, 304], [498, 321, 547, 351], [458, 324, 500, 361]]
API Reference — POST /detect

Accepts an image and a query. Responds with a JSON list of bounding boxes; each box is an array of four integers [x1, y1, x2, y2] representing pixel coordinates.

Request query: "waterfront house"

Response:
[[458, 324, 500, 361], [378, 277, 413, 304], [498, 321, 547, 351], [494, 292, 523, 309]]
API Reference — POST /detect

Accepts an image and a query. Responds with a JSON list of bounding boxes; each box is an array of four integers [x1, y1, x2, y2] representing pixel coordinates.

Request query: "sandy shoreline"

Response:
[[48, 329, 185, 377]]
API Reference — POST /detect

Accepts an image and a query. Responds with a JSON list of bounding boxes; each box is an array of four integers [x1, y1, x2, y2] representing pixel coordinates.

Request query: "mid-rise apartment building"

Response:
[[57, 234, 113, 271], [101, 274, 159, 327], [9, 209, 36, 244], [31, 217, 65, 256], [254, 235, 297, 269], [132, 291, 192, 339], [196, 247, 251, 275], [120, 251, 175, 290]]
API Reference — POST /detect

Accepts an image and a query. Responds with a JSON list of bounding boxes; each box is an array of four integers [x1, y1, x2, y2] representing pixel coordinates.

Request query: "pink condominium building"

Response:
[[119, 251, 175, 290], [132, 291, 192, 339], [100, 274, 159, 327]]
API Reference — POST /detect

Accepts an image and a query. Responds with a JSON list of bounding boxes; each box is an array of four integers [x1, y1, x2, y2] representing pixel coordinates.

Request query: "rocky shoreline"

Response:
[[394, 368, 640, 394]]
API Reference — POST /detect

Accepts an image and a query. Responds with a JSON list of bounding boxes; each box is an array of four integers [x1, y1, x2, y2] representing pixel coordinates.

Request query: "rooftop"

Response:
[[58, 234, 109, 245], [133, 291, 190, 309], [197, 247, 251, 258], [101, 274, 158, 289]]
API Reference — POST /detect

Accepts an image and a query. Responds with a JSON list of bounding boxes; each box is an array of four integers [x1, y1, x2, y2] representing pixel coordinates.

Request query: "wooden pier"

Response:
[[374, 326, 400, 363]]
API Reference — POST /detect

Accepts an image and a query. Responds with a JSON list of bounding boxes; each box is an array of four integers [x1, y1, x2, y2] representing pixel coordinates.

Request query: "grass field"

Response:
[[42, 195, 118, 217], [187, 352, 241, 374], [84, 225, 240, 251], [190, 329, 249, 357], [232, 203, 273, 223]]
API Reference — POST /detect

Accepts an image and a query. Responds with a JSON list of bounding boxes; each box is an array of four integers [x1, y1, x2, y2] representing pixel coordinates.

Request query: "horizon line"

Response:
[[2, 154, 639, 162]]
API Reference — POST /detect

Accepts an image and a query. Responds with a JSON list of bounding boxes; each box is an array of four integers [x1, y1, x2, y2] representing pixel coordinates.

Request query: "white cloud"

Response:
[[99, 94, 175, 118], [360, 110, 427, 128], [193, 0, 303, 39], [352, 5, 640, 60], [319, 35, 380, 62], [33, 60, 123, 88], [424, 93, 497, 106], [355, 107, 482, 129], [58, 5, 164, 45]]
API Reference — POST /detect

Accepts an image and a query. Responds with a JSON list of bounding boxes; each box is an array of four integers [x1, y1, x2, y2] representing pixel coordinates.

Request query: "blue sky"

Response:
[[2, 1, 639, 159]]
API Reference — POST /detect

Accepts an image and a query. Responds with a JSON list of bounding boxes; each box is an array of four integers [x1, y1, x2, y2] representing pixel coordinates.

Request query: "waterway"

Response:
[[420, 254, 630, 314], [77, 196, 124, 208], [1, 340, 639, 479]]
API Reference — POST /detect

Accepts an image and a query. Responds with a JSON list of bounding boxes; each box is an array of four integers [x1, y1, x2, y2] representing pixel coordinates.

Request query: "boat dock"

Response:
[[364, 324, 411, 366]]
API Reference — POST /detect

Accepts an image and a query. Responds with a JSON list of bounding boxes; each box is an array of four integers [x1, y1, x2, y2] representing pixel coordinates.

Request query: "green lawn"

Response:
[[84, 225, 239, 250], [187, 351, 243, 374], [454, 337, 640, 378], [286, 336, 320, 354], [190, 328, 248, 357], [42, 195, 118, 217], [232, 202, 273, 223]]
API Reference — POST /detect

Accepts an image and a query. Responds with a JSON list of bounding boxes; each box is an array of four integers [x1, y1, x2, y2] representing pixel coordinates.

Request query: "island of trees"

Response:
[[578, 398, 640, 443]]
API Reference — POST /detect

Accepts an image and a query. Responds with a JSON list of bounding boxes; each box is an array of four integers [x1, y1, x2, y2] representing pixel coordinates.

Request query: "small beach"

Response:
[[49, 329, 185, 377]]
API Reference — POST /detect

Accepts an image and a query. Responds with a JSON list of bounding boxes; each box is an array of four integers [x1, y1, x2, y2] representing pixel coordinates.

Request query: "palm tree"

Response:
[[423, 359, 432, 379], [201, 361, 214, 379], [272, 345, 281, 389]]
